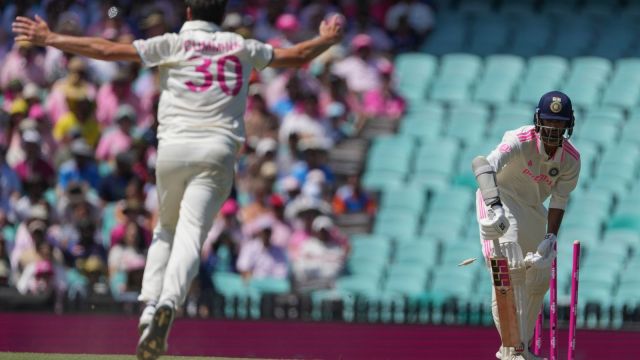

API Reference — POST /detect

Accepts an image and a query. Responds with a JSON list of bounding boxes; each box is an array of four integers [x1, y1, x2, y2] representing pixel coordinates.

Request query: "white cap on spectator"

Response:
[[22, 129, 41, 143], [260, 161, 278, 179], [312, 215, 333, 232], [307, 169, 326, 184], [70, 139, 93, 157], [298, 137, 331, 152], [281, 176, 300, 192], [22, 83, 40, 100], [29, 204, 48, 221], [255, 138, 278, 157], [251, 215, 274, 235]]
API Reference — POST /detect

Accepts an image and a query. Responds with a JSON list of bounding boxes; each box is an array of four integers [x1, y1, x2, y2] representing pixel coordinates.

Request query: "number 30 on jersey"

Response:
[[185, 55, 243, 96]]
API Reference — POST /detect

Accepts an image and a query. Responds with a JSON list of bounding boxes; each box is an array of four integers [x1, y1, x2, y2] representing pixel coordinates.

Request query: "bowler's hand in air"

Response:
[[319, 14, 346, 44], [12, 15, 51, 46]]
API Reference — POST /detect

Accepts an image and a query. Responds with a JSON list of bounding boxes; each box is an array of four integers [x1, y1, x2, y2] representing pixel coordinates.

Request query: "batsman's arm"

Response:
[[547, 208, 565, 236], [269, 14, 344, 68], [13, 15, 140, 62]]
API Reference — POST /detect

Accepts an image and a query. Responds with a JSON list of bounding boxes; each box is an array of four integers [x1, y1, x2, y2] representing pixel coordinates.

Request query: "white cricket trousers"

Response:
[[139, 140, 236, 308], [476, 190, 551, 346]]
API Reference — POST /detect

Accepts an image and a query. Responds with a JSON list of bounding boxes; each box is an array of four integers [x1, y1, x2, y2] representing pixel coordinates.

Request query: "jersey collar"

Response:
[[180, 20, 220, 33], [537, 137, 563, 163]]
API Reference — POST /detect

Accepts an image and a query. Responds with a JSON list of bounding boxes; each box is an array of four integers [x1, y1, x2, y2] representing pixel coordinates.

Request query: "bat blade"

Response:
[[491, 255, 523, 349]]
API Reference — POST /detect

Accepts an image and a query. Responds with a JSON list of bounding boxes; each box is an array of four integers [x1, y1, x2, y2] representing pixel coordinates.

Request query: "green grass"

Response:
[[0, 354, 247, 360]]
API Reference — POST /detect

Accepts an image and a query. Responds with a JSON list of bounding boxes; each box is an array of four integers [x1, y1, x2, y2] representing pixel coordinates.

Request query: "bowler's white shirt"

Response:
[[133, 21, 273, 149], [487, 125, 581, 210]]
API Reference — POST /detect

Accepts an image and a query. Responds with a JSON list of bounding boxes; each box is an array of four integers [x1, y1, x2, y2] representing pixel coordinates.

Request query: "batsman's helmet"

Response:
[[533, 90, 574, 147]]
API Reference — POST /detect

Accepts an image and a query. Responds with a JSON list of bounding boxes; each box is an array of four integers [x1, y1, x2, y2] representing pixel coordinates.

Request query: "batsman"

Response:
[[472, 91, 581, 359]]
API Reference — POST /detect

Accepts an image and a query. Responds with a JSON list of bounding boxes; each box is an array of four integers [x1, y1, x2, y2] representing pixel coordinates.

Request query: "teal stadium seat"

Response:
[[394, 53, 438, 101], [394, 241, 440, 268], [508, 15, 552, 57], [546, 18, 594, 58], [410, 138, 460, 187], [602, 59, 640, 109], [591, 17, 635, 60], [420, 13, 467, 56], [381, 185, 427, 214], [516, 56, 569, 104], [444, 103, 489, 146], [488, 103, 532, 140], [429, 54, 482, 104], [468, 13, 509, 56], [474, 55, 525, 105]]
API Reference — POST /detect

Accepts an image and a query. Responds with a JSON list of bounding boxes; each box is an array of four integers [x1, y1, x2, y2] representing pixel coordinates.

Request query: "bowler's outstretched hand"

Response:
[[12, 15, 51, 46], [319, 14, 345, 44]]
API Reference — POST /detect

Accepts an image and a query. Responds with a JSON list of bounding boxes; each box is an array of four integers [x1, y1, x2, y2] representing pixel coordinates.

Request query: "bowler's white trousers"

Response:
[[139, 137, 236, 308]]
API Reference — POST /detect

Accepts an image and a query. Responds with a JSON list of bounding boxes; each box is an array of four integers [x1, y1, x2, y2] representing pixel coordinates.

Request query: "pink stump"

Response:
[[549, 242, 557, 360], [568, 241, 581, 360], [534, 309, 543, 356]]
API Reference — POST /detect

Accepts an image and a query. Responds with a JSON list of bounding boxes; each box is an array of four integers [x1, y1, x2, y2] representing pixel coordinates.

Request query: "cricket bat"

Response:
[[490, 235, 523, 351]]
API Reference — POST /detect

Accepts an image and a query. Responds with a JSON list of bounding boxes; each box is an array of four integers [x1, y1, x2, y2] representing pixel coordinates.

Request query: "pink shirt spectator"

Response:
[[95, 81, 145, 128], [236, 239, 289, 280], [362, 88, 406, 119], [46, 81, 97, 124], [288, 228, 313, 260], [332, 56, 382, 94], [0, 45, 47, 89], [95, 128, 133, 162]]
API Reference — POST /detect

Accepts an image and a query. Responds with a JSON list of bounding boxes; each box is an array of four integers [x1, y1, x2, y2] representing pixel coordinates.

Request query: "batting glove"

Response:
[[537, 233, 557, 258], [524, 248, 557, 270], [479, 205, 510, 240]]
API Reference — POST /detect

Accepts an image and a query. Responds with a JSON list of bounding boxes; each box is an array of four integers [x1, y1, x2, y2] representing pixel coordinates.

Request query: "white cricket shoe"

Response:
[[496, 346, 547, 360], [138, 305, 156, 335], [136, 301, 176, 360]]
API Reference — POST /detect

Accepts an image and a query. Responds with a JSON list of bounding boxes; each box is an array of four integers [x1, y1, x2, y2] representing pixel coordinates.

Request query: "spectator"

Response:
[[95, 67, 146, 128], [279, 92, 328, 144], [202, 199, 246, 260], [345, 9, 393, 53], [236, 216, 289, 281], [332, 172, 377, 215], [332, 34, 384, 94], [13, 176, 48, 223], [53, 95, 100, 147], [16, 241, 66, 297], [28, 104, 58, 163], [95, 105, 135, 162], [0, 41, 46, 90], [10, 204, 55, 282], [245, 91, 279, 141], [286, 196, 332, 259], [45, 56, 96, 124], [62, 218, 107, 279], [13, 130, 56, 187], [385, 0, 435, 37], [0, 145, 22, 221], [108, 221, 147, 295], [291, 137, 336, 189], [280, 175, 301, 203], [57, 139, 101, 191], [292, 215, 348, 291], [0, 236, 10, 287], [98, 152, 139, 202], [360, 59, 406, 122], [325, 102, 351, 144], [110, 200, 152, 249], [388, 13, 421, 53], [240, 179, 273, 225]]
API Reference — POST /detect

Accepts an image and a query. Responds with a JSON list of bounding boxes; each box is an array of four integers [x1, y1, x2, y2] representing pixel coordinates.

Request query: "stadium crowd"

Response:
[[0, 0, 435, 315]]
